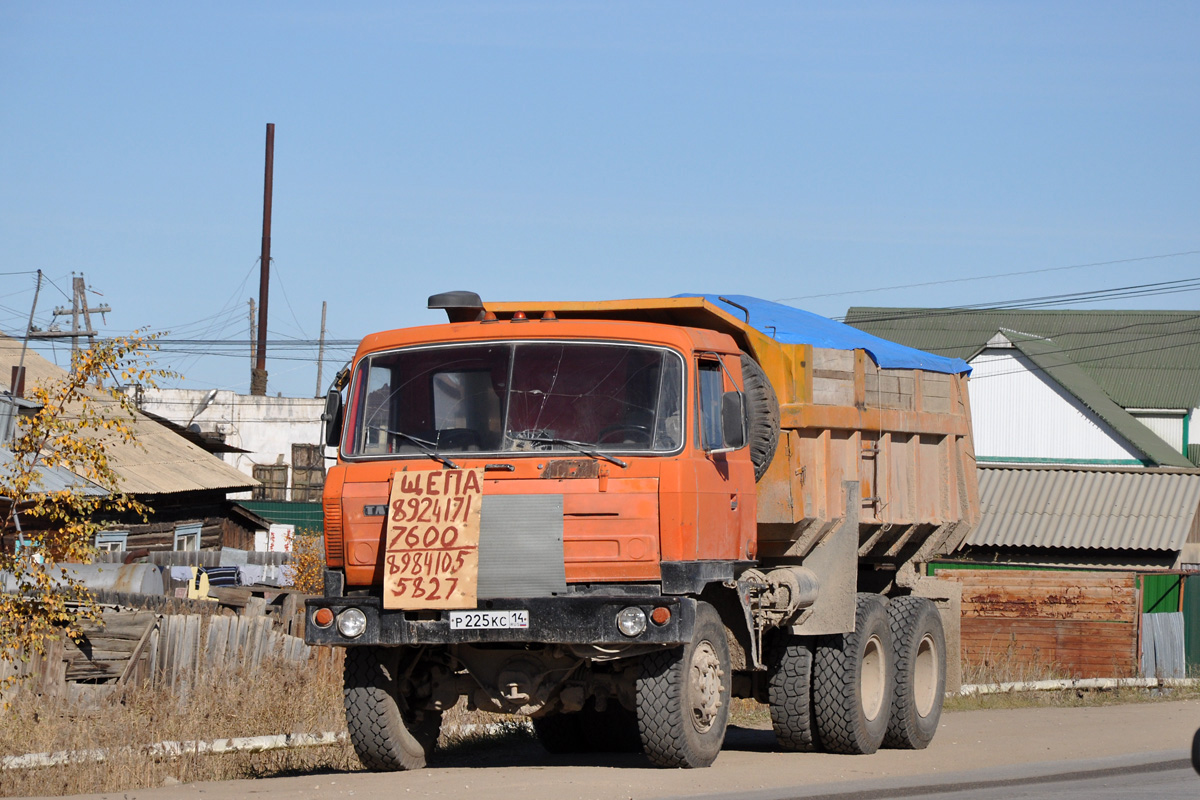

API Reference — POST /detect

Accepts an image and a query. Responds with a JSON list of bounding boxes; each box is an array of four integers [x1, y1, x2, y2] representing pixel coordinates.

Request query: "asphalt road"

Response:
[[17, 698, 1200, 800]]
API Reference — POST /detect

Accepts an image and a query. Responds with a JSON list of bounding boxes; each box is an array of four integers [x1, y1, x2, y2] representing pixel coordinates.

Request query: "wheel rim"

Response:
[[913, 632, 939, 717], [689, 640, 724, 733], [860, 634, 886, 721]]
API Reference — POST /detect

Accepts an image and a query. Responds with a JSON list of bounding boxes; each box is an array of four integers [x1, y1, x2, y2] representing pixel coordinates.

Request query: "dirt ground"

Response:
[[14, 698, 1200, 800]]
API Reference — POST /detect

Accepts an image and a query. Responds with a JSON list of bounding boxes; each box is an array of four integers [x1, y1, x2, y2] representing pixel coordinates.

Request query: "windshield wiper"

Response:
[[384, 429, 459, 470], [509, 433, 627, 469]]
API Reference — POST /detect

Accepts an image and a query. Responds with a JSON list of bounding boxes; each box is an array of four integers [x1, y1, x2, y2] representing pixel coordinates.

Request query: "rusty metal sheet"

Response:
[[940, 569, 1139, 679]]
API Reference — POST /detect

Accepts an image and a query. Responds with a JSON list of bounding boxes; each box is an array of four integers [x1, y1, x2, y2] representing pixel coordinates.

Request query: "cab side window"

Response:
[[698, 360, 723, 449]]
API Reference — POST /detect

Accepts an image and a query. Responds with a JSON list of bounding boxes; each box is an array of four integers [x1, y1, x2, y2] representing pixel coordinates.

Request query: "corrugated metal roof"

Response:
[[970, 465, 1200, 552], [843, 308, 1200, 410], [0, 334, 256, 495], [0, 449, 108, 496]]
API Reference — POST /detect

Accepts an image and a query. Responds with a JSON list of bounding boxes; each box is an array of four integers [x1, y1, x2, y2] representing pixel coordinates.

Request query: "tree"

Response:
[[0, 333, 171, 694]]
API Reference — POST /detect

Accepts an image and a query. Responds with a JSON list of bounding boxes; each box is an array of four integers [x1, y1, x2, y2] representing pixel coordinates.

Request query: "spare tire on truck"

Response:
[[740, 353, 779, 482]]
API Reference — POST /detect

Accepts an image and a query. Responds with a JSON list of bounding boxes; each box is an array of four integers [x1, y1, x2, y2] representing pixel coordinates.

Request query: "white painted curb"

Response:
[[1, 732, 346, 771], [1, 721, 535, 771], [956, 677, 1200, 696]]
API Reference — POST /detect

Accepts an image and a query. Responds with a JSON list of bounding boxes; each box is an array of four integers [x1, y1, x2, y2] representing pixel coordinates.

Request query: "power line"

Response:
[[838, 277, 1200, 324], [777, 249, 1200, 303]]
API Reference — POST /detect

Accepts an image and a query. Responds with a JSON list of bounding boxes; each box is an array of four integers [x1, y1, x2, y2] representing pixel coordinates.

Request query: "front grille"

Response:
[[323, 496, 344, 565]]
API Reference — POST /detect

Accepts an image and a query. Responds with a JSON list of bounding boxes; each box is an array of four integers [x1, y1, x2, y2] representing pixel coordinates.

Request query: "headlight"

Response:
[[617, 606, 647, 637], [337, 607, 368, 638]]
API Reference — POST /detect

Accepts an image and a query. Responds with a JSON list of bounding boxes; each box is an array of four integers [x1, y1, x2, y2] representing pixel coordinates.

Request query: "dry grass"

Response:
[[729, 697, 771, 729], [1, 651, 359, 797]]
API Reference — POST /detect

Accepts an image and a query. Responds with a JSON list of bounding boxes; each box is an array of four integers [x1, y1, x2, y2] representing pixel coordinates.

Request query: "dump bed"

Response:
[[487, 294, 981, 570]]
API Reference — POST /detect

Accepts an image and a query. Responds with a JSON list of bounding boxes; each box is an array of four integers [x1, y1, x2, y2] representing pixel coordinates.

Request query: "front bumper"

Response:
[[304, 594, 696, 647]]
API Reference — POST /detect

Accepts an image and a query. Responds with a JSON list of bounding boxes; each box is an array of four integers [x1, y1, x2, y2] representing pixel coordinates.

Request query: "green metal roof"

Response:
[[844, 308, 1200, 411]]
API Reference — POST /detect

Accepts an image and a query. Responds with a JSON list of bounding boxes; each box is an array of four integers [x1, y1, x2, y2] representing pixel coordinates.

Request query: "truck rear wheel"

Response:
[[343, 646, 442, 771], [812, 593, 893, 755], [635, 601, 731, 768], [767, 636, 818, 752], [883, 596, 946, 749]]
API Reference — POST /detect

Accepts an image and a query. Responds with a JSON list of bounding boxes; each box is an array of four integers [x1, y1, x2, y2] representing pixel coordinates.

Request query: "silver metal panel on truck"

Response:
[[478, 494, 567, 598]]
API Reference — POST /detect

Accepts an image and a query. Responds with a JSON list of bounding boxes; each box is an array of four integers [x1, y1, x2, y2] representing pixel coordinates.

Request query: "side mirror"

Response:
[[720, 391, 746, 450], [322, 388, 343, 448]]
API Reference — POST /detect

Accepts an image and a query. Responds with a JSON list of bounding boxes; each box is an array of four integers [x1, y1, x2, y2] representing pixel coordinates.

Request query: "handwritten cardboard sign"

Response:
[[383, 468, 483, 610]]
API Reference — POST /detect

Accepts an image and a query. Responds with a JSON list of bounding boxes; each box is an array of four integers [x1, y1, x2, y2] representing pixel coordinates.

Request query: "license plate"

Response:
[[448, 610, 530, 630]]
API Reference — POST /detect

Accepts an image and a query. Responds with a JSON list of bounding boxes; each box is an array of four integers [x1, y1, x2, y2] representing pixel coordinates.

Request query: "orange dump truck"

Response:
[[306, 293, 979, 770]]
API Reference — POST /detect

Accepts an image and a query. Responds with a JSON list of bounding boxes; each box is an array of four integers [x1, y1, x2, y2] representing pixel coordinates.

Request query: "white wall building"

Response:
[[133, 388, 328, 501]]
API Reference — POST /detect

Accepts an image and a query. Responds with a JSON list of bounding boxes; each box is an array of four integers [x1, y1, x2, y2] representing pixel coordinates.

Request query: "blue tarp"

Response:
[[676, 294, 971, 375]]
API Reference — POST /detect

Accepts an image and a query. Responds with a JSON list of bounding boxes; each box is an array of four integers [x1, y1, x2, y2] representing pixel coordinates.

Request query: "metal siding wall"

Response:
[[1141, 573, 1182, 613], [1141, 612, 1186, 678], [1184, 575, 1200, 672], [968, 350, 1143, 463], [1130, 414, 1184, 452]]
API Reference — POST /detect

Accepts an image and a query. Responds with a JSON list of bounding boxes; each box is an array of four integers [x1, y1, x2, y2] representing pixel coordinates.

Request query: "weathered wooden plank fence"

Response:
[[2, 605, 314, 701], [936, 568, 1140, 679]]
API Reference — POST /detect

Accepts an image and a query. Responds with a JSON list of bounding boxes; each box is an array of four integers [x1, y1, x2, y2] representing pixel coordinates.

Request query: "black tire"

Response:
[[343, 646, 442, 771], [883, 596, 946, 750], [1192, 727, 1200, 775], [812, 593, 893, 755], [740, 353, 780, 482], [636, 601, 731, 768], [767, 636, 818, 752]]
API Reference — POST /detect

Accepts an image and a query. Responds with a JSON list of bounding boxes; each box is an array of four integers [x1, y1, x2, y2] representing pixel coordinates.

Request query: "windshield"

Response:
[[342, 341, 684, 458]]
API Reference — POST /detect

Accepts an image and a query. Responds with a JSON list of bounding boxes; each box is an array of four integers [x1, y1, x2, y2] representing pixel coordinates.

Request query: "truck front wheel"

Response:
[[635, 601, 731, 768], [343, 646, 442, 771], [812, 593, 893, 755]]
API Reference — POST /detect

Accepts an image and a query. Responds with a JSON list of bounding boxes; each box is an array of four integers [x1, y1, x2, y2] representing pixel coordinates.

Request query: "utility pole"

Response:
[[251, 122, 275, 396], [13, 270, 42, 397], [30, 273, 112, 372], [248, 298, 257, 371], [315, 301, 327, 397]]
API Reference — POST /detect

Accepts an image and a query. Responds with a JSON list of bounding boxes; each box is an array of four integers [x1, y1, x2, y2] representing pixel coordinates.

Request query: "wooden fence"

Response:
[[936, 568, 1140, 679], [1, 604, 315, 701]]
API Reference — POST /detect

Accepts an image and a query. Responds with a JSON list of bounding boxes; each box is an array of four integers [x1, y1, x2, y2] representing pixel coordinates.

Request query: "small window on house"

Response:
[[252, 463, 289, 501], [174, 523, 202, 551], [14, 538, 42, 562], [95, 530, 129, 552]]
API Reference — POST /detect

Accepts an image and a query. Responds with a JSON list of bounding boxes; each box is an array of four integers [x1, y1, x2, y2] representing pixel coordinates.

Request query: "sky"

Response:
[[1, 2, 1197, 398]]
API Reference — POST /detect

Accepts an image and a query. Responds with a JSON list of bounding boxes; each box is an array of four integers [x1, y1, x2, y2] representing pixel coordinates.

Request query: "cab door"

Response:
[[693, 356, 744, 560]]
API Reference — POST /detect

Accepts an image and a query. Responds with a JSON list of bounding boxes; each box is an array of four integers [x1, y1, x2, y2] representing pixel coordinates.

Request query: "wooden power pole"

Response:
[[251, 122, 274, 396], [315, 301, 327, 398], [30, 273, 112, 373]]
